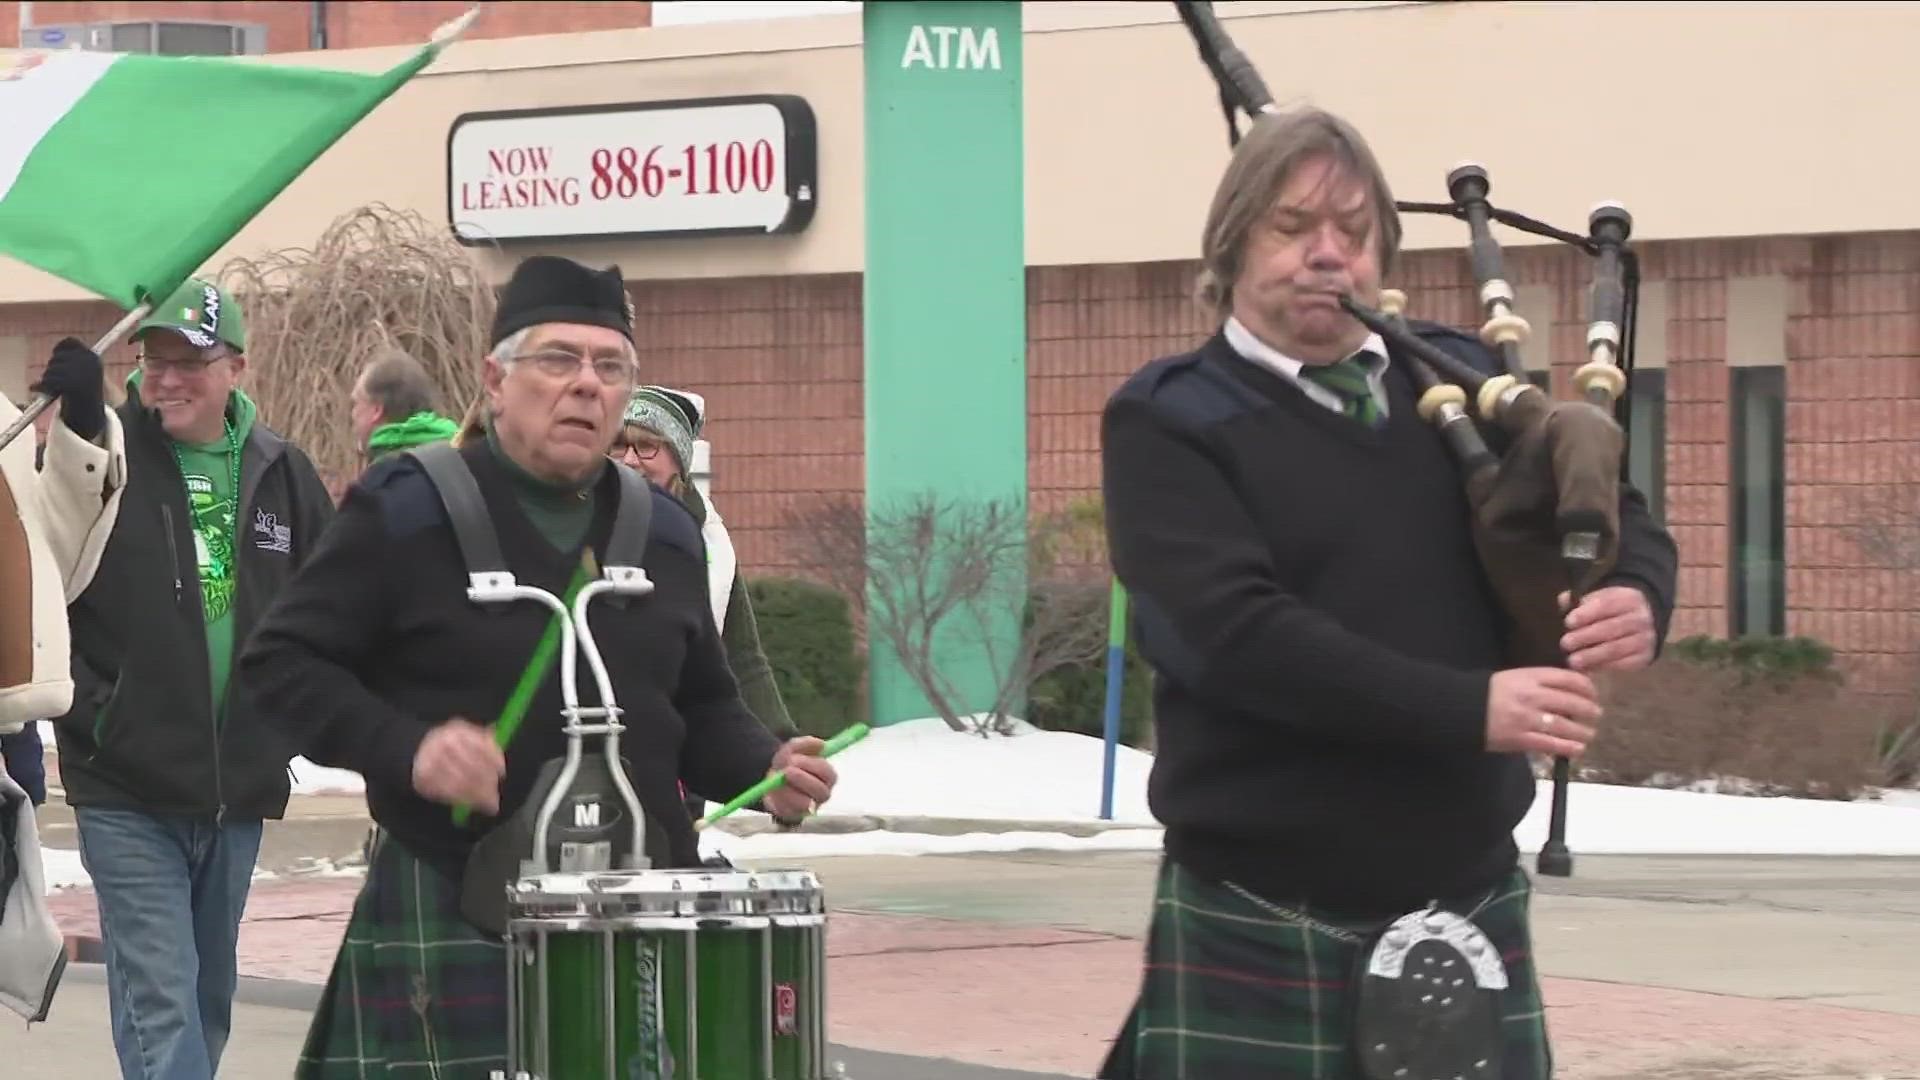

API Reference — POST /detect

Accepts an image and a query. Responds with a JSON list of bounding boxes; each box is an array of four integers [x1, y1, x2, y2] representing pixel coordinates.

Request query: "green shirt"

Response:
[[367, 411, 461, 461], [173, 426, 241, 723], [485, 426, 598, 552]]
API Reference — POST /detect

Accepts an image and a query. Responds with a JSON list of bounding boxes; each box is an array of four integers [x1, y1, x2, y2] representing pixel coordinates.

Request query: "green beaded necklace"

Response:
[[171, 415, 243, 533]]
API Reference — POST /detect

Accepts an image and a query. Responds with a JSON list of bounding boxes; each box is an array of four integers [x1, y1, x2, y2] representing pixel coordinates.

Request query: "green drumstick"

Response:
[[694, 723, 871, 832]]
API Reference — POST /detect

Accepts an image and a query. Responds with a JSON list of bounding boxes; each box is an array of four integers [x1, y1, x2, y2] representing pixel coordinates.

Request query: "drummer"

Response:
[[240, 254, 839, 1078]]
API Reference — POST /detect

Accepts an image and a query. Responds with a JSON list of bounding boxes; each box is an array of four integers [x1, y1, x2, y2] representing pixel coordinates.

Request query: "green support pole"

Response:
[[862, 1, 1027, 727]]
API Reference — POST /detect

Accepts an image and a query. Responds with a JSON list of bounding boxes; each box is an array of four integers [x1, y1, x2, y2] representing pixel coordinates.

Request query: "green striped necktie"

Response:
[[1300, 356, 1384, 428]]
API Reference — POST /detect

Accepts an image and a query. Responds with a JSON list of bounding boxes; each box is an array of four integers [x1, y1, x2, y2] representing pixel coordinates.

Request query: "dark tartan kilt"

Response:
[[296, 832, 510, 1079], [1098, 856, 1552, 1080]]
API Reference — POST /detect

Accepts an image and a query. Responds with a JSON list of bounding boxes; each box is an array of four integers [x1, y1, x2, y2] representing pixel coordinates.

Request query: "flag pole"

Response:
[[0, 302, 151, 453], [0, 4, 484, 455]]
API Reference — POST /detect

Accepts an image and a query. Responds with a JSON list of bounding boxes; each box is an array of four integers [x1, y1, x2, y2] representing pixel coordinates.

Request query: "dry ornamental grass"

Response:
[[214, 203, 496, 494]]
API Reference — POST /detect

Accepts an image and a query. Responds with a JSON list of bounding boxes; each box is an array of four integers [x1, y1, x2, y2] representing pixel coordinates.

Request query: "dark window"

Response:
[[1627, 369, 1667, 524], [155, 22, 242, 56], [104, 21, 257, 56], [1729, 365, 1785, 636], [107, 22, 153, 52]]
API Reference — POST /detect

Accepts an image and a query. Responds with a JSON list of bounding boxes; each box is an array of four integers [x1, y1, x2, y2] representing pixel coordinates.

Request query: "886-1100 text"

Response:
[[589, 141, 779, 200]]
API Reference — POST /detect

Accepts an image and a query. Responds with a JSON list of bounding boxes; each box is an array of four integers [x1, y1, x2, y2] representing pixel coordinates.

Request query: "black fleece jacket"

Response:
[[51, 387, 335, 820], [1102, 325, 1678, 915], [238, 440, 783, 883]]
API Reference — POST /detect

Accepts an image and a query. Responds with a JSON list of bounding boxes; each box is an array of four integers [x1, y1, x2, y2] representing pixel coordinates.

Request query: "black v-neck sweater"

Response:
[[1103, 328, 1674, 915], [240, 439, 782, 883]]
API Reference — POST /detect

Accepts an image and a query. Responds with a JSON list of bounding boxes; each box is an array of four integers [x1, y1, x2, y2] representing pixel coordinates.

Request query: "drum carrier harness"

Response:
[[404, 443, 665, 937]]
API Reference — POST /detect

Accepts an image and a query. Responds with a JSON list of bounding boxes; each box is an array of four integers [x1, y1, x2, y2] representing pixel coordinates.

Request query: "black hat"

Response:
[[489, 255, 635, 348]]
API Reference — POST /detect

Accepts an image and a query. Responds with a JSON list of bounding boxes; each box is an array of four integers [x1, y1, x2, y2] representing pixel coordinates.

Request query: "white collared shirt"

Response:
[[1223, 316, 1393, 420]]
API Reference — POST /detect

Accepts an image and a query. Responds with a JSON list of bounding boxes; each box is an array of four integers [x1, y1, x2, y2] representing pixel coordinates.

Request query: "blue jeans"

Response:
[[73, 808, 264, 1080], [0, 725, 46, 805]]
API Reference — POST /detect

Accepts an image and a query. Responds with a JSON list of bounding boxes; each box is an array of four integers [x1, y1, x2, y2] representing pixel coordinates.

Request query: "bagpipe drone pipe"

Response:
[[1170, 1, 1645, 877]]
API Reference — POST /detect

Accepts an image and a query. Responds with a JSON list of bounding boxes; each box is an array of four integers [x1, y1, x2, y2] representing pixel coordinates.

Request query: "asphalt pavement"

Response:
[[18, 964, 1082, 1080]]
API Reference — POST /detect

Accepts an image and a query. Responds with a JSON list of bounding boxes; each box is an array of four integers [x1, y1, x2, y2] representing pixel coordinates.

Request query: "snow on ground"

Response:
[[804, 716, 1159, 825], [700, 826, 1165, 862], [33, 723, 370, 796], [1513, 777, 1920, 856], [289, 757, 365, 795], [1873, 787, 1920, 811], [28, 716, 1920, 890], [40, 845, 90, 890], [718, 717, 1920, 859]]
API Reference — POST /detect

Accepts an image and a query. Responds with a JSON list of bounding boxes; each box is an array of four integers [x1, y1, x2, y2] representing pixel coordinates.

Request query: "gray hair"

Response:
[[488, 327, 534, 364], [1194, 106, 1402, 322], [487, 325, 635, 367], [358, 346, 440, 420]]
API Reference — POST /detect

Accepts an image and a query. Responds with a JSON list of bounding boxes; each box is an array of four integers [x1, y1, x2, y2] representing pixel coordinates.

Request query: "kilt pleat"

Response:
[[1098, 856, 1552, 1080], [296, 833, 510, 1079]]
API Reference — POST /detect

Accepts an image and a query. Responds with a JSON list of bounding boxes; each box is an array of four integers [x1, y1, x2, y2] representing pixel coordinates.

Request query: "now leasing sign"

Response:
[[445, 95, 818, 244]]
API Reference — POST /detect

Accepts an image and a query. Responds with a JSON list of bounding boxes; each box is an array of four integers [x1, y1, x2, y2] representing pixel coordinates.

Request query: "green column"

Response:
[[862, 1, 1026, 727]]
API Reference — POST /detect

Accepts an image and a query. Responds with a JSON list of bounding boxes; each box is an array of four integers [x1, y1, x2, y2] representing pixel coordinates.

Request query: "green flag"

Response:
[[0, 8, 477, 310]]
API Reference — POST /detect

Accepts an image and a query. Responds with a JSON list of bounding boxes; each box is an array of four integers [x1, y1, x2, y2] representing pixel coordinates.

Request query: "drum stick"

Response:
[[694, 723, 872, 832], [451, 550, 597, 827]]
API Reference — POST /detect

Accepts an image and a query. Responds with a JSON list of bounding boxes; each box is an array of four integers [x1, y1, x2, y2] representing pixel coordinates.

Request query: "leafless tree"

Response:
[[783, 492, 871, 638], [784, 491, 1114, 734], [1849, 483, 1920, 571], [1843, 468, 1920, 787], [215, 203, 495, 497]]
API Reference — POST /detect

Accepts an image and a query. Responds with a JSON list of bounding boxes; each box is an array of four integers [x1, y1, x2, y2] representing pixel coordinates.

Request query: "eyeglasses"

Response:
[[612, 439, 664, 460], [136, 353, 226, 376], [509, 349, 635, 385]]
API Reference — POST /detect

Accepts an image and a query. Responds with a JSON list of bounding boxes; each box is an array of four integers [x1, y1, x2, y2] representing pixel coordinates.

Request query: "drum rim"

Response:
[[512, 867, 824, 896], [504, 913, 830, 932]]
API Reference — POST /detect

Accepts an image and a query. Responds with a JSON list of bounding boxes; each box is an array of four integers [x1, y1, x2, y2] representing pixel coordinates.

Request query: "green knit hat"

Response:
[[622, 385, 704, 472]]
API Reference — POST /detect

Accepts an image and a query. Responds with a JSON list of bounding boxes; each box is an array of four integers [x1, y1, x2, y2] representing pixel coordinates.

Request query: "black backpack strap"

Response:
[[404, 442, 512, 590], [604, 463, 654, 572]]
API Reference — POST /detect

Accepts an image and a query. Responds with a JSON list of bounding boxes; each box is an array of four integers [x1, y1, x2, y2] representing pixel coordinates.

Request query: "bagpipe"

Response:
[[1172, 1, 1644, 877]]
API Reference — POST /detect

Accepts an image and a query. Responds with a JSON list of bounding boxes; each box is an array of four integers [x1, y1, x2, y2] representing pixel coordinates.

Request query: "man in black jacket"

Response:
[[1095, 108, 1678, 1079], [46, 278, 335, 1080], [240, 255, 839, 1078]]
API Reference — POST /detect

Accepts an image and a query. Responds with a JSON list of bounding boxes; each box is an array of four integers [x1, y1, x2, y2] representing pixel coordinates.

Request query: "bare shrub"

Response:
[[1582, 637, 1885, 800], [1847, 481, 1920, 571], [784, 490, 1112, 734], [214, 203, 496, 494]]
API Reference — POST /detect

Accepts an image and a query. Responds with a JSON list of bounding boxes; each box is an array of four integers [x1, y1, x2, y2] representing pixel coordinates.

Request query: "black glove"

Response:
[[29, 337, 105, 442]]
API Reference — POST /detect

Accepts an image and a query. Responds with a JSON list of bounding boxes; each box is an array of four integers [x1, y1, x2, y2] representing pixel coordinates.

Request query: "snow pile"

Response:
[[290, 757, 366, 795], [795, 716, 1158, 825], [1513, 777, 1920, 856], [30, 716, 1920, 888], [700, 826, 1164, 861], [40, 846, 90, 891]]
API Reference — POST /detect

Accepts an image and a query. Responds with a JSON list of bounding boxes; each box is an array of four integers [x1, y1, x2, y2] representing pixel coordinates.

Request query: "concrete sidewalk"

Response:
[[19, 967, 1079, 1080], [37, 848, 1920, 1079]]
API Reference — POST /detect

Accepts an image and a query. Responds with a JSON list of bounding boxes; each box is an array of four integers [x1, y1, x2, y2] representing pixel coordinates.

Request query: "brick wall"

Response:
[[624, 273, 865, 577], [0, 1, 651, 50], [4, 230, 1915, 689]]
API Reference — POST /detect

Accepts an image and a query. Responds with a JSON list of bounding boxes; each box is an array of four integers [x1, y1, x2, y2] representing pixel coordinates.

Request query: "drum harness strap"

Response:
[[405, 441, 654, 597], [405, 441, 655, 770], [403, 443, 662, 936]]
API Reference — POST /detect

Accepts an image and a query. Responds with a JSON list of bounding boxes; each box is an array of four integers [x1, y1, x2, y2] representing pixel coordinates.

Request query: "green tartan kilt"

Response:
[[296, 832, 511, 1079], [1098, 856, 1552, 1080]]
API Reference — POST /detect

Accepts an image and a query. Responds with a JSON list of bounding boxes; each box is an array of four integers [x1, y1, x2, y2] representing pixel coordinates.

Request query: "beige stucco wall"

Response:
[[2, 0, 1915, 304]]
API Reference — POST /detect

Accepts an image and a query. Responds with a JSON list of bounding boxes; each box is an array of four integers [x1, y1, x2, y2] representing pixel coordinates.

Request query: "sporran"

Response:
[[1352, 904, 1509, 1080]]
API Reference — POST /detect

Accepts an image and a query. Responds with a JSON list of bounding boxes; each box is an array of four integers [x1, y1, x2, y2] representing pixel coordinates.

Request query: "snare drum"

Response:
[[499, 867, 828, 1080]]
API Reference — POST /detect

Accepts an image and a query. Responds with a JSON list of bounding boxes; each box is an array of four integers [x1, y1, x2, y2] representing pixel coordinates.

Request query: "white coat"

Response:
[[0, 399, 126, 1024]]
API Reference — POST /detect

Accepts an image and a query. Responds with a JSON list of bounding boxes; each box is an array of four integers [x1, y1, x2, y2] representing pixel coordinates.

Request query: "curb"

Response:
[[711, 814, 1162, 838], [62, 934, 104, 964]]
